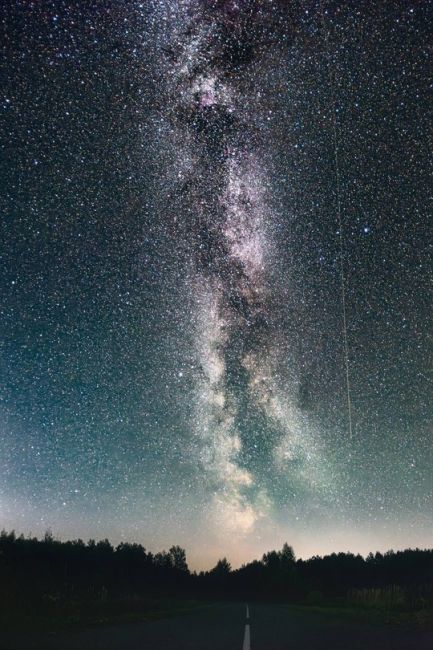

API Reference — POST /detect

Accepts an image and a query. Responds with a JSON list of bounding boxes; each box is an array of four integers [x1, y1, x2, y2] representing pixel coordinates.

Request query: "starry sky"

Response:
[[1, 0, 432, 570]]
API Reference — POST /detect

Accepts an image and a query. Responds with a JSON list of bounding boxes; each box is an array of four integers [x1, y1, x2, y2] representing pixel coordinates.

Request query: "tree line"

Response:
[[1, 529, 432, 618]]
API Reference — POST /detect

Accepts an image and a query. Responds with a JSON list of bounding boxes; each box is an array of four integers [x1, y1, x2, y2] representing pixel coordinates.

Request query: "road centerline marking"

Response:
[[242, 604, 250, 650], [242, 623, 250, 650]]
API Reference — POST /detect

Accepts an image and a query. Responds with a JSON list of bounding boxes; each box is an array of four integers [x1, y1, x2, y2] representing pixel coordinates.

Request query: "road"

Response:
[[3, 602, 432, 649]]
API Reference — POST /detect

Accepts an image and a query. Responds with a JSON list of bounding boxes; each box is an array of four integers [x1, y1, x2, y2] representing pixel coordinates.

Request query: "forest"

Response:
[[1, 530, 432, 629]]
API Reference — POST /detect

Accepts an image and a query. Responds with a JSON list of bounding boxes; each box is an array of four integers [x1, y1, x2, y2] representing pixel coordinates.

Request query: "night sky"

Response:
[[1, 0, 432, 570]]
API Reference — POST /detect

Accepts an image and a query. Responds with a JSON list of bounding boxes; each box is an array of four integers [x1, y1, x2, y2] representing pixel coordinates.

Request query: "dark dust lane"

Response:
[[3, 602, 432, 650]]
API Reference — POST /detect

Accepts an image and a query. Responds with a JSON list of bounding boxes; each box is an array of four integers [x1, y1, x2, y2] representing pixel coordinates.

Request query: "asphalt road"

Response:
[[4, 602, 432, 650]]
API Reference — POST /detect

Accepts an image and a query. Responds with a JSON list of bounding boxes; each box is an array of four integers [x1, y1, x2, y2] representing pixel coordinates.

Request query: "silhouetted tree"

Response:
[[169, 546, 188, 572], [211, 558, 231, 576]]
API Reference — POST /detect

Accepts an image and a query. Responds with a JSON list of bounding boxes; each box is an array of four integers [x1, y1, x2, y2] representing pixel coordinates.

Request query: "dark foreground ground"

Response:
[[3, 602, 432, 650]]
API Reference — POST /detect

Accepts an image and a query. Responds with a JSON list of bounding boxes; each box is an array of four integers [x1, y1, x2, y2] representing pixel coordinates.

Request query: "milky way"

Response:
[[152, 1, 338, 540], [1, 0, 432, 568]]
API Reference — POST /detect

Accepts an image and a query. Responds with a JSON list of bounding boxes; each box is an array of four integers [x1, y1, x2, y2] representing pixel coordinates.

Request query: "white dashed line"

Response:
[[242, 623, 250, 650], [242, 604, 250, 650]]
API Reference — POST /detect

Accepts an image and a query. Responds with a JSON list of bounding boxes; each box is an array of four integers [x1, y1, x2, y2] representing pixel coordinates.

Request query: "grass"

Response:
[[285, 601, 433, 628], [0, 595, 217, 632], [3, 592, 432, 633]]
